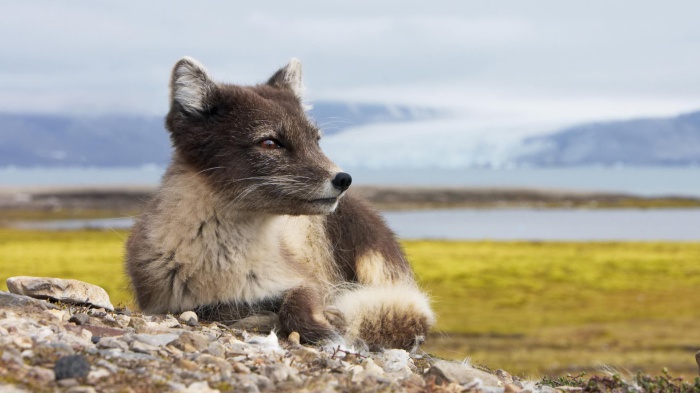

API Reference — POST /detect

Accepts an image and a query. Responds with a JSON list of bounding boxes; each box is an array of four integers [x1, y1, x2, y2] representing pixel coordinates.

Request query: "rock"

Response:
[[86, 368, 111, 384], [182, 381, 219, 392], [96, 337, 128, 351], [131, 340, 159, 354], [179, 311, 198, 326], [233, 362, 251, 374], [128, 316, 149, 332], [287, 331, 300, 346], [0, 290, 58, 311], [352, 358, 387, 383], [69, 313, 90, 326], [66, 387, 98, 393], [82, 325, 125, 338], [426, 360, 502, 387], [54, 354, 90, 380], [197, 354, 232, 373], [113, 314, 131, 328], [205, 341, 225, 358], [57, 378, 80, 388], [134, 333, 180, 347], [6, 277, 114, 311], [27, 366, 55, 384], [158, 315, 181, 329], [174, 331, 211, 352], [176, 358, 200, 371], [262, 364, 299, 384]]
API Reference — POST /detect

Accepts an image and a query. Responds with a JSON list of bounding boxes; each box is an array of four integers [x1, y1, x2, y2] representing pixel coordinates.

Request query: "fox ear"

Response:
[[170, 56, 218, 115], [267, 58, 304, 100]]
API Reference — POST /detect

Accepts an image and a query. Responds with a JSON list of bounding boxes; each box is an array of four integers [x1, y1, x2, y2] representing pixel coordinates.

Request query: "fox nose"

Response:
[[331, 172, 352, 192]]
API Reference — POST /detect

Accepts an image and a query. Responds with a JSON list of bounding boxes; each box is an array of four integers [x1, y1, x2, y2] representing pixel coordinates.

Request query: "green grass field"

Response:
[[1, 228, 699, 378]]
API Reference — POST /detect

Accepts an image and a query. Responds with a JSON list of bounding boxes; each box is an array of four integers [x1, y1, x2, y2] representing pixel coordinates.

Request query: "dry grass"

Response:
[[405, 241, 700, 378]]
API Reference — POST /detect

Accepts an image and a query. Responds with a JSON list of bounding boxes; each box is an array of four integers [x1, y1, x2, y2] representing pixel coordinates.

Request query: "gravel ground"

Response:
[[0, 290, 542, 393]]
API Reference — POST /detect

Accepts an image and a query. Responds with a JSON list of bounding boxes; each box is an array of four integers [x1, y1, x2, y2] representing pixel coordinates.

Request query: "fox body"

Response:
[[125, 57, 434, 350]]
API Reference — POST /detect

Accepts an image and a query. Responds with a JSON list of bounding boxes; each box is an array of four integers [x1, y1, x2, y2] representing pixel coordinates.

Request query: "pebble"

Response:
[[97, 337, 128, 351], [54, 354, 90, 380], [288, 331, 300, 346], [176, 358, 200, 371], [69, 313, 90, 326], [233, 362, 251, 374], [131, 340, 159, 354], [182, 381, 219, 392], [28, 366, 55, 383], [66, 387, 97, 393], [179, 311, 198, 326], [87, 368, 111, 384], [174, 331, 210, 352], [205, 341, 225, 358], [134, 333, 180, 347], [57, 378, 80, 388], [197, 354, 233, 373]]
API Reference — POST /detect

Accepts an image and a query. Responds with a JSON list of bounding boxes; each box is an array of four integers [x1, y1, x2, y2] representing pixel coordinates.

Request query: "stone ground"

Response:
[[0, 291, 548, 393]]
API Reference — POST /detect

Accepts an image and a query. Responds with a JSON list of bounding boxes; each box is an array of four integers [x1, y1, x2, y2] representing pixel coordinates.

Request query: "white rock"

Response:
[[6, 276, 114, 311], [182, 381, 220, 392], [114, 314, 131, 328], [131, 340, 158, 354], [87, 368, 111, 384], [426, 359, 502, 387], [178, 311, 198, 324], [134, 333, 180, 347], [97, 337, 128, 351]]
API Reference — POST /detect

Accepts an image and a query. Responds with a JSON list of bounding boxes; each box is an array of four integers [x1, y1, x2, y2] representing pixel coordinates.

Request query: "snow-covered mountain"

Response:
[[322, 110, 700, 169], [2, 105, 699, 168], [516, 111, 700, 166]]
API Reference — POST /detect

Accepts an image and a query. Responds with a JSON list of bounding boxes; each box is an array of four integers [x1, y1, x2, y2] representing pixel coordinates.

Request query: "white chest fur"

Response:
[[145, 172, 309, 312]]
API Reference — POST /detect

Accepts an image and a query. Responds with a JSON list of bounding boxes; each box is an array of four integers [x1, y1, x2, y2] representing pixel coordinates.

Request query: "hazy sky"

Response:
[[2, 1, 700, 124]]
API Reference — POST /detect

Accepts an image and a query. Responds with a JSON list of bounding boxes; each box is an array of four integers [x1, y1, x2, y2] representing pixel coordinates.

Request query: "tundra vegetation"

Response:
[[1, 228, 699, 380]]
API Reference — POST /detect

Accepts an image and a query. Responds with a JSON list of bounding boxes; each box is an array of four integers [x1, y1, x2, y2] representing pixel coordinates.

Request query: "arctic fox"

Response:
[[125, 57, 434, 350]]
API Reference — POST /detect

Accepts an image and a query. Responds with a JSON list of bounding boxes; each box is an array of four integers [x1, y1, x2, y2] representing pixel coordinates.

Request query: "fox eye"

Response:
[[259, 139, 283, 149]]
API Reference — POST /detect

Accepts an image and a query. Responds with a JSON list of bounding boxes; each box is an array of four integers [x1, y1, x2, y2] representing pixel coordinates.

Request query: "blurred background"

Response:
[[1, 0, 699, 378]]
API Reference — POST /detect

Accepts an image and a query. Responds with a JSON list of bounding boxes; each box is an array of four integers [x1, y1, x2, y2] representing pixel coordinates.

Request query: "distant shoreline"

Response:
[[1, 185, 699, 223]]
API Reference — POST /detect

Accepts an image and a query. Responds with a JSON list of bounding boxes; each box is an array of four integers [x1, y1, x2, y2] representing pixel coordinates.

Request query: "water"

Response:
[[382, 208, 700, 241], [13, 209, 700, 241], [1, 166, 699, 196]]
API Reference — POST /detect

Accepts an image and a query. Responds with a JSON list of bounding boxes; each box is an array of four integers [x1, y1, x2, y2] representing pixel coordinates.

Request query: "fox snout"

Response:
[[331, 172, 352, 192]]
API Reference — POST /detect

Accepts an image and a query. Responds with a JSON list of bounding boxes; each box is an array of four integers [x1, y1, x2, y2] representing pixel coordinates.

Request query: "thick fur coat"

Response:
[[125, 57, 435, 350]]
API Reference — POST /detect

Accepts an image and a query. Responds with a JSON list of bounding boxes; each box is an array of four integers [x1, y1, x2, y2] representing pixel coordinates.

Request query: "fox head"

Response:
[[165, 57, 352, 215]]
